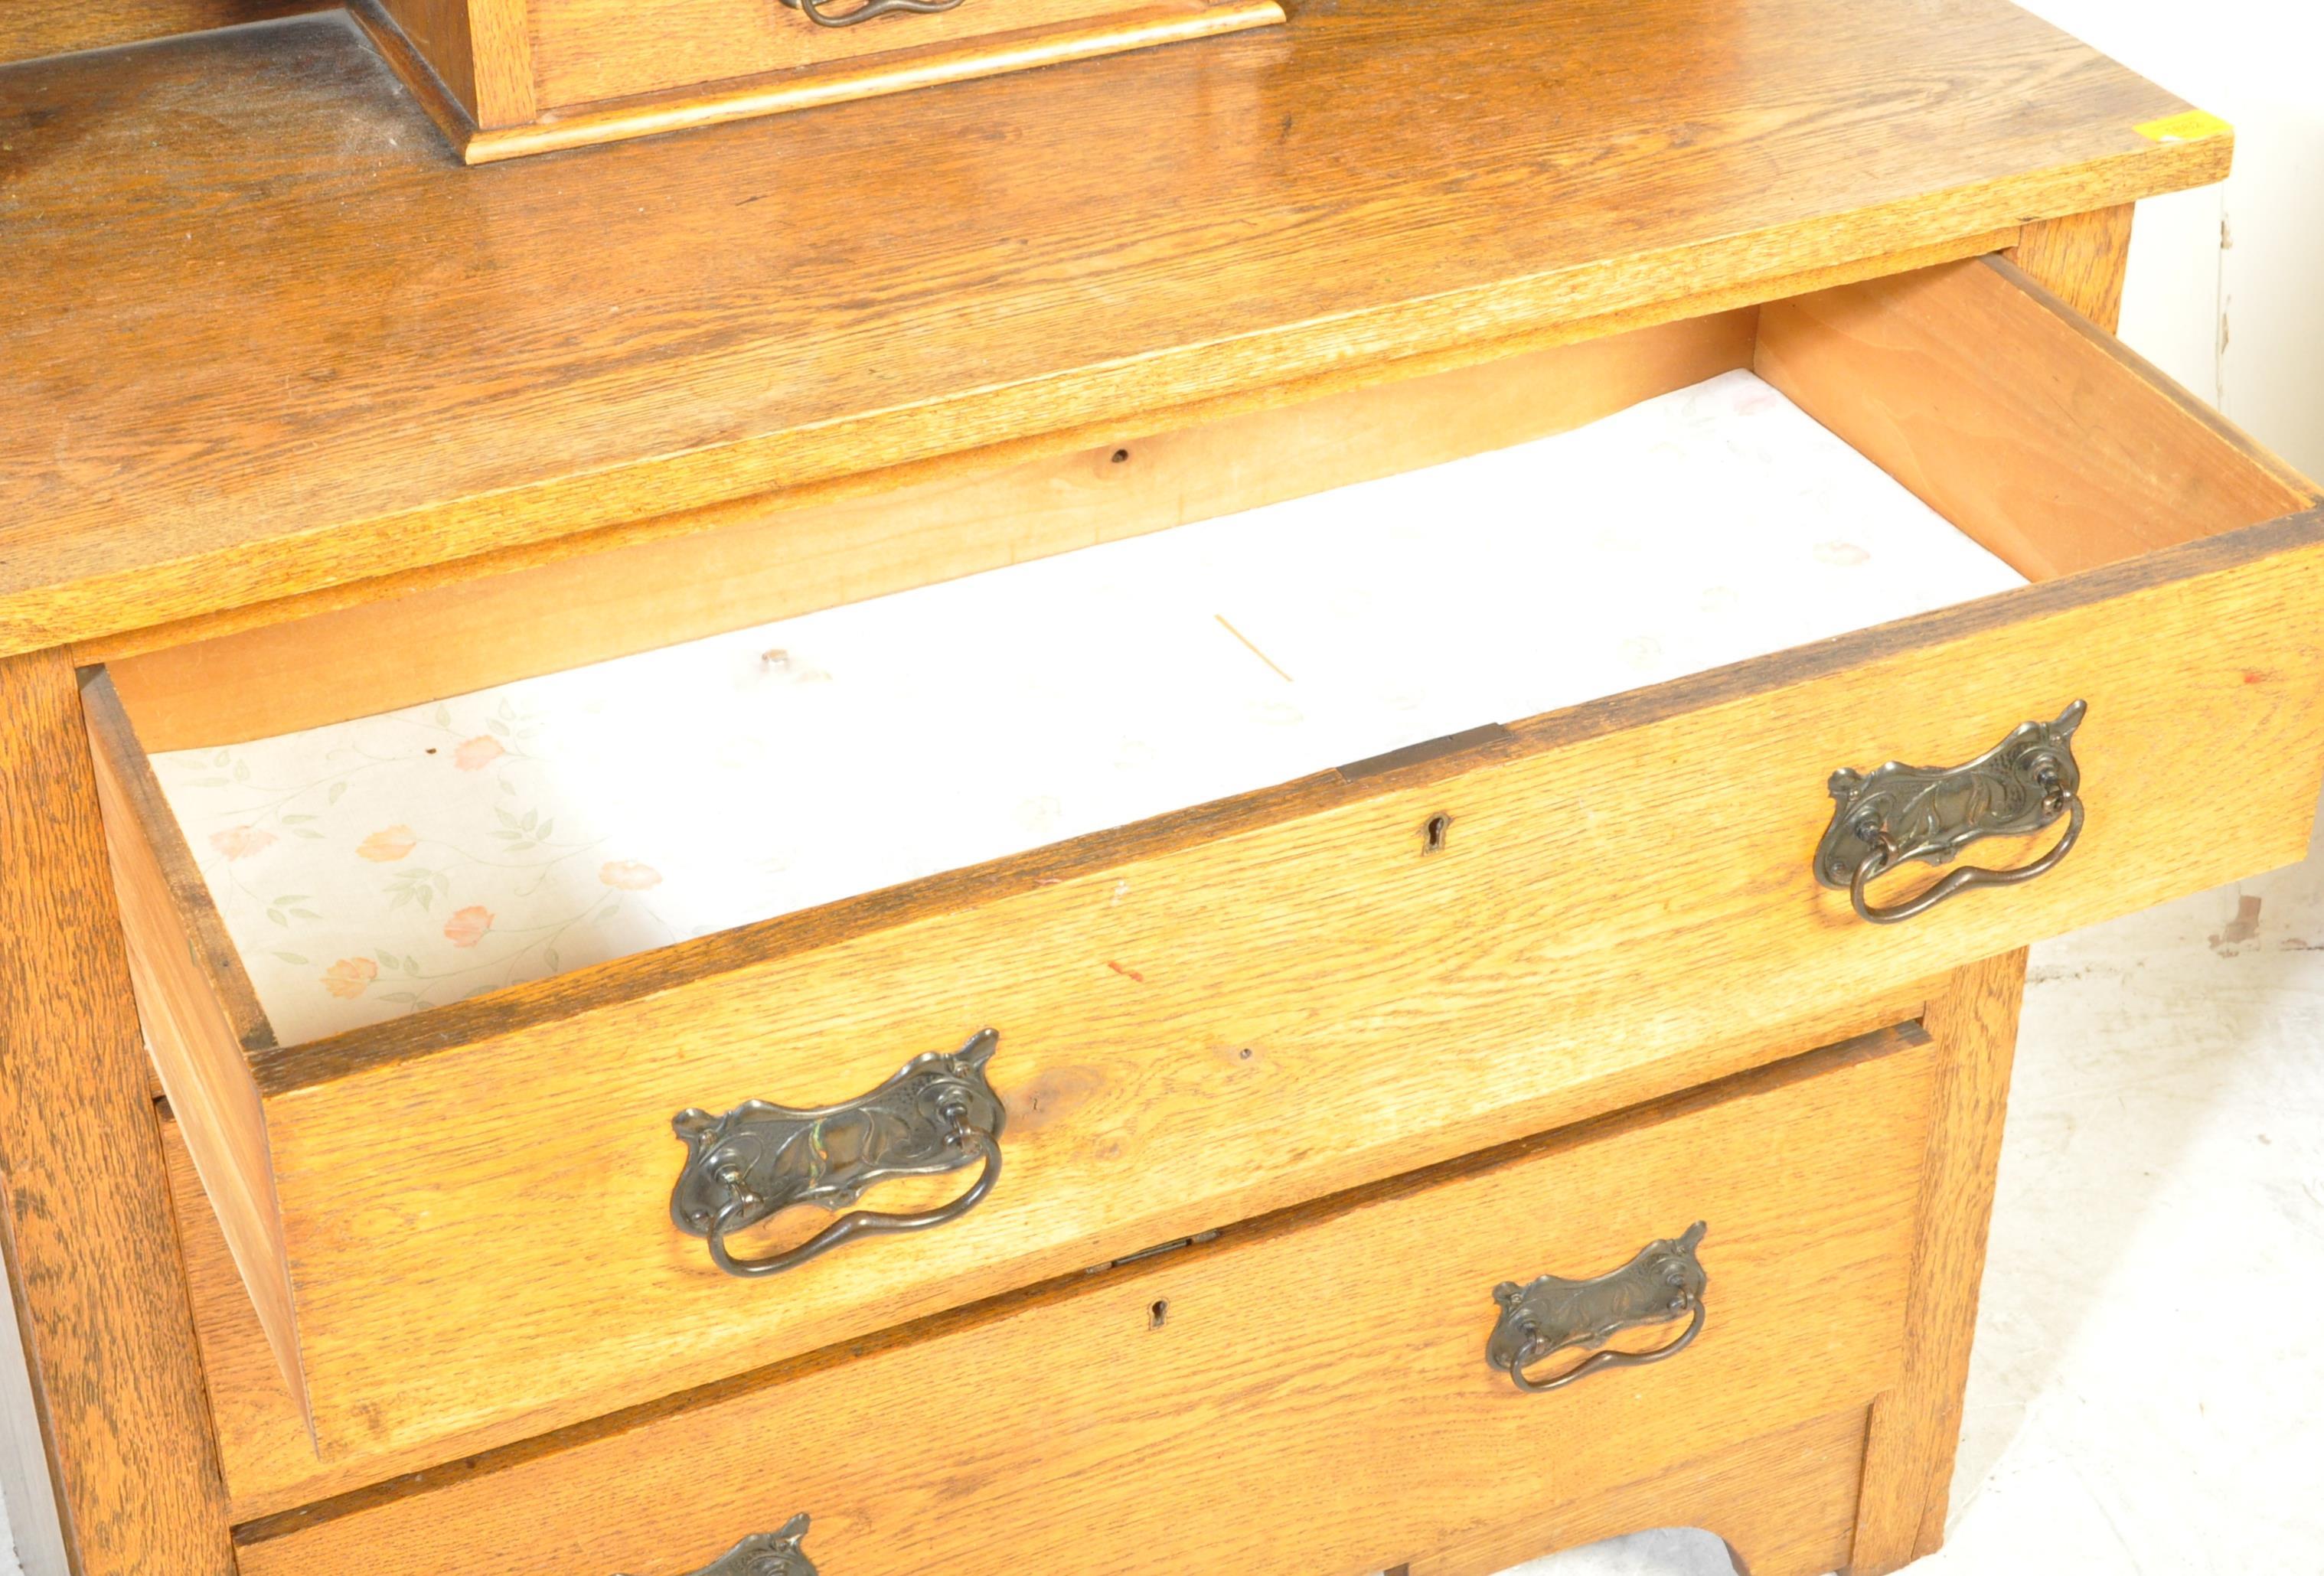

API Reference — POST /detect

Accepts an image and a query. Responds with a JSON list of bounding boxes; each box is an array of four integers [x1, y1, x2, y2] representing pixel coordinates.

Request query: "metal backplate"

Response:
[[1816, 701, 2086, 890], [670, 1029, 1004, 1277], [1487, 1223, 1709, 1392]]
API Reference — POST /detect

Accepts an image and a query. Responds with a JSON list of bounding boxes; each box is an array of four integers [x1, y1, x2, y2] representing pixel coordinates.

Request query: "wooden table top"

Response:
[[0, 0, 2221, 654]]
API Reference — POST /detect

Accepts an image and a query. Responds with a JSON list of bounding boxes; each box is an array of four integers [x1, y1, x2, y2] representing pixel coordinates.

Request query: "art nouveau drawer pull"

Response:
[[1816, 700, 2087, 925], [779, 0, 966, 28], [1487, 1223, 1709, 1393], [619, 1514, 817, 1575], [670, 1029, 1004, 1279]]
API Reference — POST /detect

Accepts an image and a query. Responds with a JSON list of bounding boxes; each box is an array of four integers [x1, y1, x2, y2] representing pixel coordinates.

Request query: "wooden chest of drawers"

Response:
[[0, 3, 2306, 1575]]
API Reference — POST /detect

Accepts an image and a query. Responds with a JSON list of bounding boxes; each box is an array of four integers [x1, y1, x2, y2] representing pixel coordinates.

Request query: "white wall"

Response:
[[2015, 0, 2324, 475]]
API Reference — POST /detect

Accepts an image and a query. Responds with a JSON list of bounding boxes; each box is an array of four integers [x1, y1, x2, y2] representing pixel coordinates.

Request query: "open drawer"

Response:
[[87, 255, 2324, 1513]]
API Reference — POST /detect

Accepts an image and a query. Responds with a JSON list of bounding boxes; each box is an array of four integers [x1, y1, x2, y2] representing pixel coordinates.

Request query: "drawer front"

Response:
[[149, 255, 2324, 1505], [237, 507, 2324, 1477], [534, 0, 1205, 109], [233, 1029, 1935, 1576]]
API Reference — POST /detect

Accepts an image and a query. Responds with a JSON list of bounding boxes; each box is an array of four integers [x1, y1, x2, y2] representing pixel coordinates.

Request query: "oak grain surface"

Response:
[[1756, 258, 2318, 581], [182, 983, 1930, 1517], [230, 1031, 1934, 1575], [81, 674, 276, 1052], [80, 673, 311, 1440], [1849, 952, 2030, 1574], [461, 0, 536, 126], [2009, 205, 2136, 332], [373, 0, 481, 116], [0, 0, 2228, 651], [0, 651, 233, 1575]]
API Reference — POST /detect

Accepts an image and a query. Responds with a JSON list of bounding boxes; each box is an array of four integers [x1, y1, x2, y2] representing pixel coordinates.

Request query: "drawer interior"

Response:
[[86, 252, 2324, 1509], [126, 361, 2029, 1050], [91, 258, 2316, 1059]]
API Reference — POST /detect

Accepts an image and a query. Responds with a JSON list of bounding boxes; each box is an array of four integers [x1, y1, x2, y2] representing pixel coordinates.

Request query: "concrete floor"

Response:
[[7, 849, 2320, 1574]]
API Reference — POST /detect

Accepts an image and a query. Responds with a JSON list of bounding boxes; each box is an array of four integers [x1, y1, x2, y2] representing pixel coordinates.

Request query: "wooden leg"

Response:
[[0, 650, 235, 1574], [2008, 205, 2136, 331], [1850, 219, 2131, 1568], [1846, 951, 2028, 1574]]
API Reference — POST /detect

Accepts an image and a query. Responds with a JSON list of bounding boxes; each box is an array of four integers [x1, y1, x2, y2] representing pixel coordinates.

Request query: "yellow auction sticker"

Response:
[[2136, 110, 2233, 144]]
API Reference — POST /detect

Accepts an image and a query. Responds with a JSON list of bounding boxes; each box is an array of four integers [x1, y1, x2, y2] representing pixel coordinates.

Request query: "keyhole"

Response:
[[1422, 812, 1452, 853], [1149, 1299, 1170, 1330]]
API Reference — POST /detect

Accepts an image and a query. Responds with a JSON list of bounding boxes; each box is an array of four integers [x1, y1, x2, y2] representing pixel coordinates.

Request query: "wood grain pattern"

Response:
[[0, 1, 323, 63], [105, 310, 1756, 749], [1408, 1407, 1867, 1576], [374, 0, 479, 116], [2010, 204, 2137, 331], [79, 673, 310, 1446], [0, 1, 2231, 653], [462, 0, 535, 127], [178, 501, 2324, 1493], [229, 1030, 1935, 1575], [80, 675, 276, 1052], [0, 650, 233, 1575], [178, 983, 1931, 1518], [1849, 952, 2029, 1574], [461, 1, 1284, 162], [1757, 258, 2318, 581]]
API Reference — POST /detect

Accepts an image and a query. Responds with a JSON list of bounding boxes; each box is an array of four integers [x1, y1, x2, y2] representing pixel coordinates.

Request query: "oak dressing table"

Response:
[[2, 4, 2318, 1574]]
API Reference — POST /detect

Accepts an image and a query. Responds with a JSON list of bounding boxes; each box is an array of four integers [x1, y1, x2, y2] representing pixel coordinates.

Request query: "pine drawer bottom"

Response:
[[235, 1023, 1937, 1576]]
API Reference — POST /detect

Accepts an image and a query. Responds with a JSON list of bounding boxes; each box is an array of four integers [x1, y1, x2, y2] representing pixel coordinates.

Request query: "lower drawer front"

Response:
[[236, 1026, 1934, 1576]]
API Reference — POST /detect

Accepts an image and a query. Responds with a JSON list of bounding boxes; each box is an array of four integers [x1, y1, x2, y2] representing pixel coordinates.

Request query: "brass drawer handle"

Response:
[[779, 0, 966, 27], [619, 1515, 817, 1575], [670, 1029, 1004, 1278], [1816, 700, 2087, 925], [1487, 1223, 1709, 1393]]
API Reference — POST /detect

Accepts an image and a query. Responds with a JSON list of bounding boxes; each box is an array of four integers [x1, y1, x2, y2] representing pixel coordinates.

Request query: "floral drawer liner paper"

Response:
[[153, 371, 2026, 1046]]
